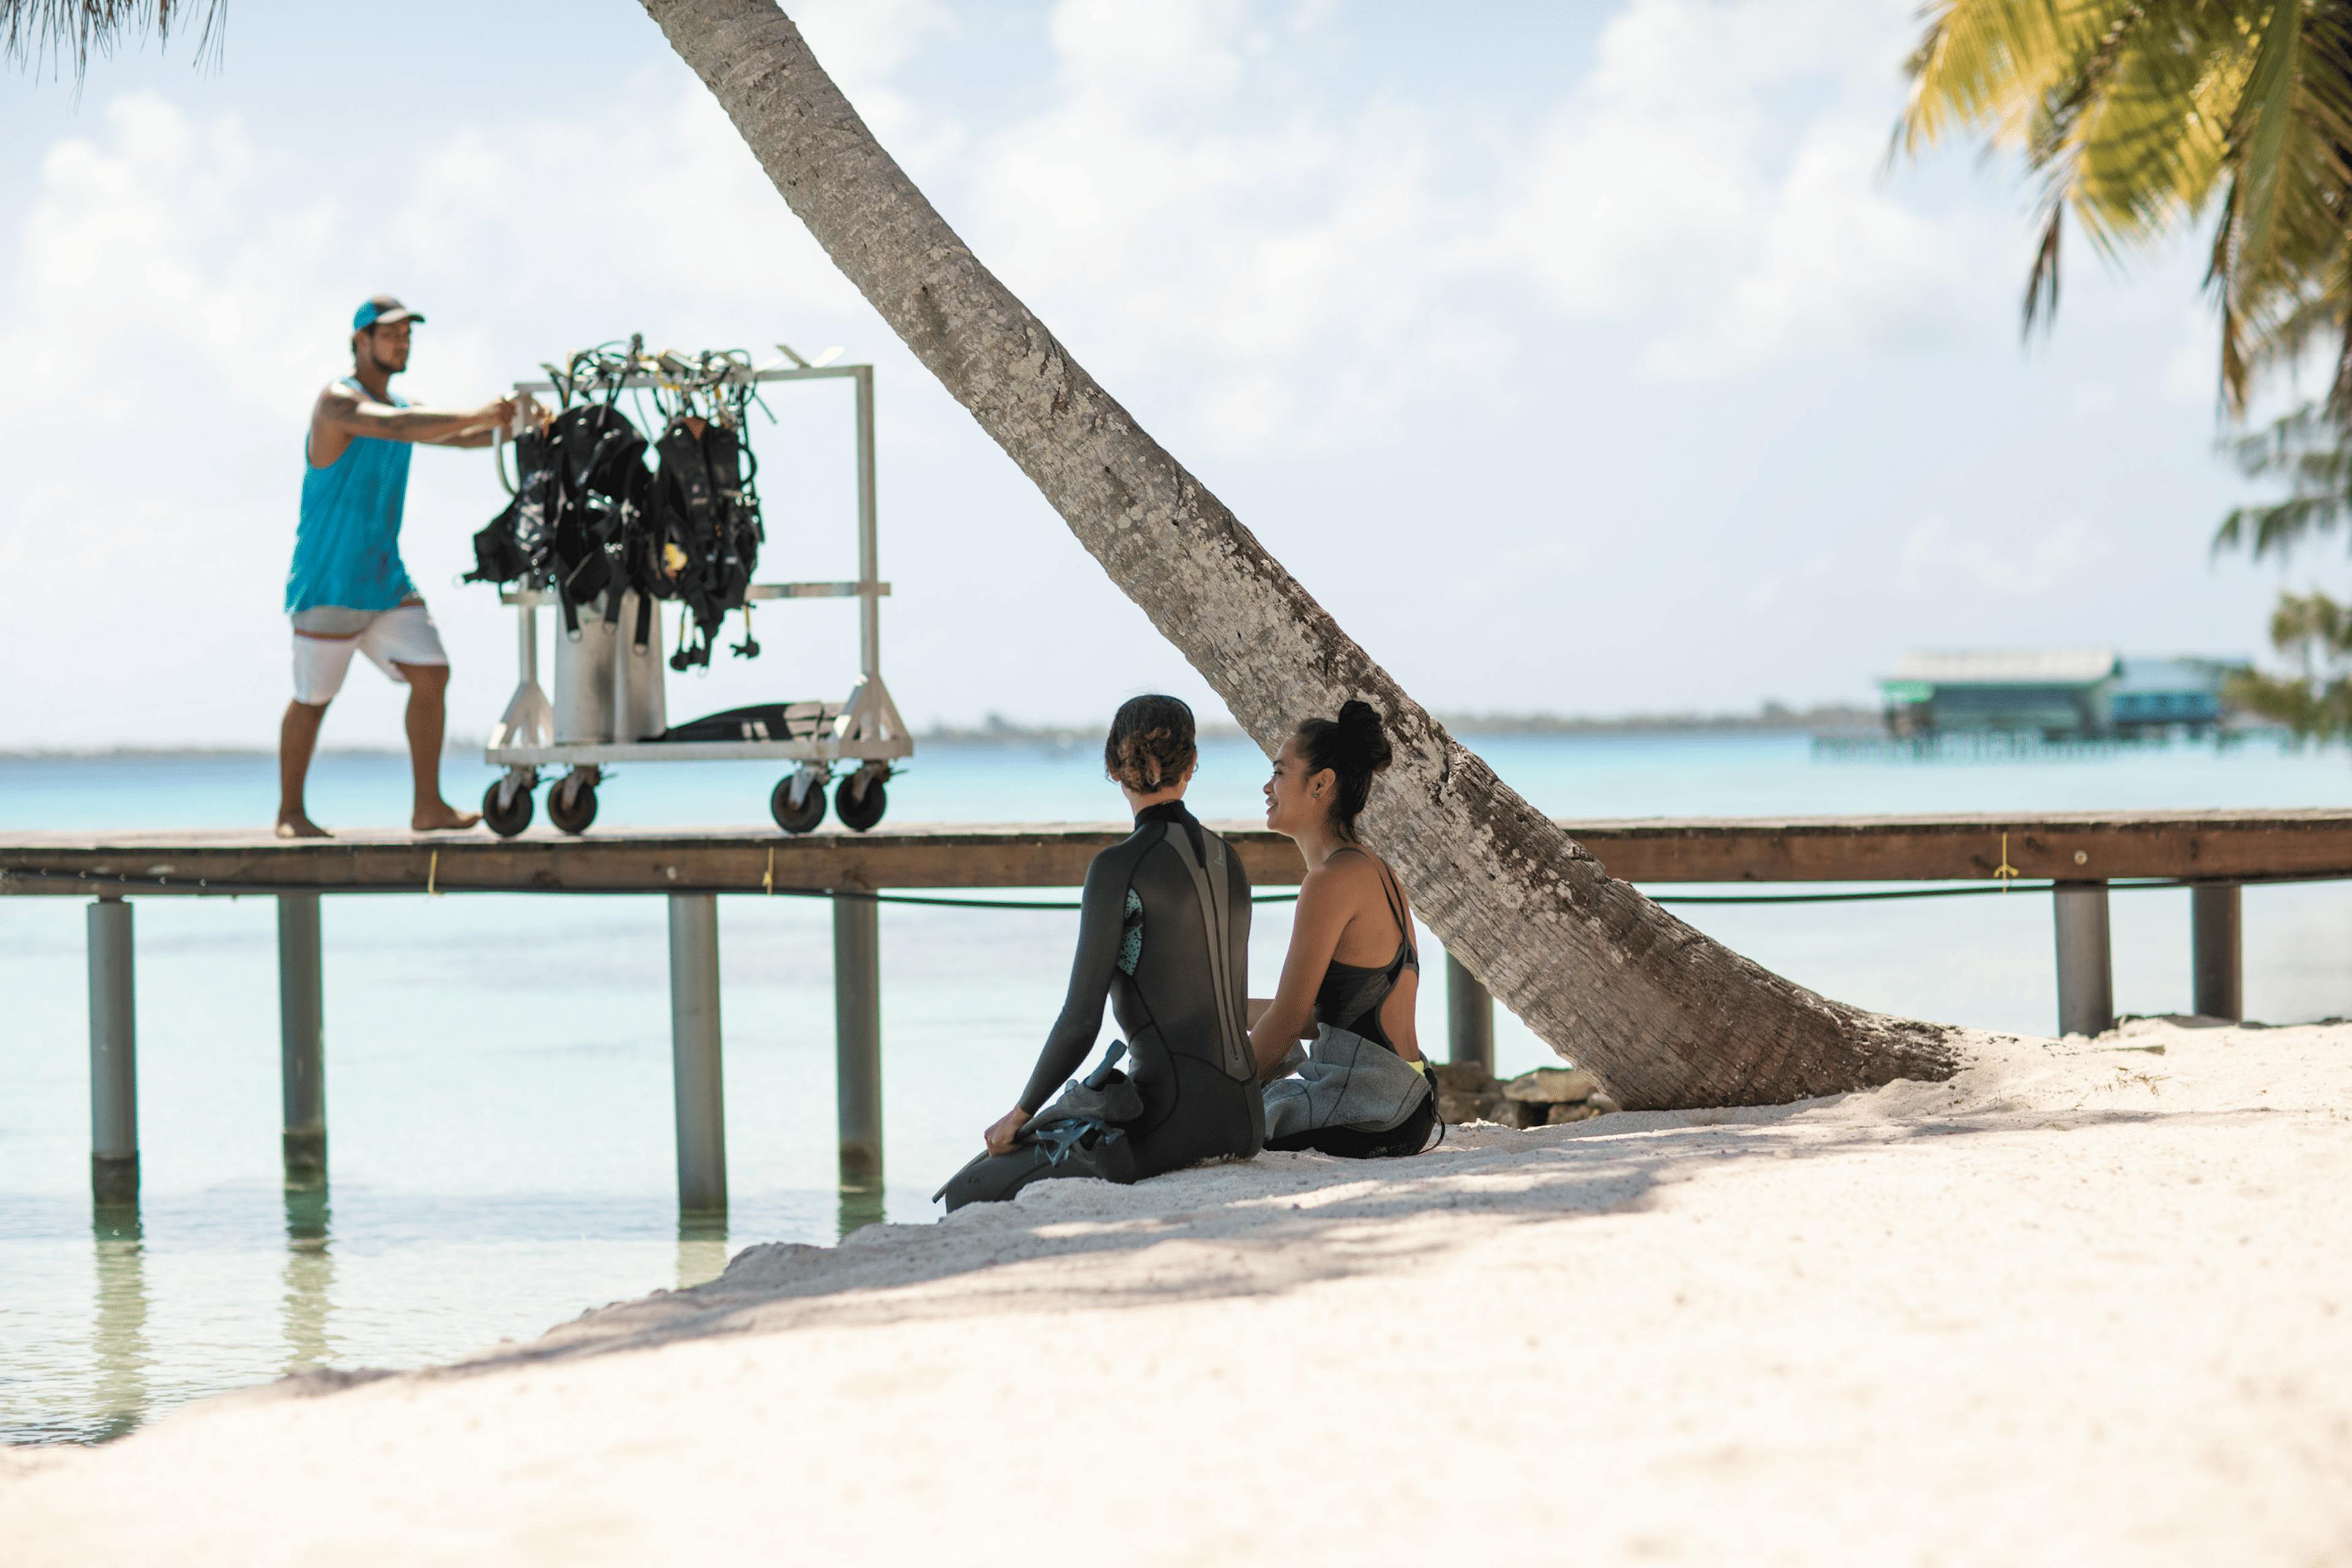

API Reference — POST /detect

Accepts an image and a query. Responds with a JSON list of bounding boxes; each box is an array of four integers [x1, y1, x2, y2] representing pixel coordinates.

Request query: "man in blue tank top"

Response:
[[279, 295, 516, 838]]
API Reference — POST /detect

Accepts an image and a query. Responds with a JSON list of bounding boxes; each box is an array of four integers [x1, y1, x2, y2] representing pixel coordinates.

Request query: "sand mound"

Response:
[[5, 1019, 2349, 1565]]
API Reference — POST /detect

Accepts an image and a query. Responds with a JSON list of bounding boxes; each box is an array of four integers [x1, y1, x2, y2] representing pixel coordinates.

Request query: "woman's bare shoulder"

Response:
[[1305, 848, 1393, 895]]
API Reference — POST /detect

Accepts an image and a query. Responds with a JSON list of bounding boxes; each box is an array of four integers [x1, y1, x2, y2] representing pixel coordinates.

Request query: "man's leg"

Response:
[[393, 662, 481, 832], [282, 620, 360, 839], [277, 699, 332, 839]]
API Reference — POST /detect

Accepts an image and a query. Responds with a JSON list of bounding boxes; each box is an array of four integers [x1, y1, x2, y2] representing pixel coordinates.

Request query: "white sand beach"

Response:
[[4, 1017, 2348, 1566]]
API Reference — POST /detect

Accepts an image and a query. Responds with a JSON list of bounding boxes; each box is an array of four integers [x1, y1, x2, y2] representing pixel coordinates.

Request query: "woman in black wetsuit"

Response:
[[1247, 700, 1438, 1158], [941, 696, 1262, 1210]]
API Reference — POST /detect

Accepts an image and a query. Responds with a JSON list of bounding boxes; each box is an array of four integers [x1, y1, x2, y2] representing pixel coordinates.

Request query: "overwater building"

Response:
[[1879, 649, 2239, 739]]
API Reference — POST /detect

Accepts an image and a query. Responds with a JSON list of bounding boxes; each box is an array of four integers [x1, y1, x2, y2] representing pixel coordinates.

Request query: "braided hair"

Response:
[[1104, 694, 1197, 793], [1294, 699, 1392, 839]]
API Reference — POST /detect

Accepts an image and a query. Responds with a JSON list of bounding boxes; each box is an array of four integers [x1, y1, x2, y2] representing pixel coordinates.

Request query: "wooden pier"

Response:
[[9, 809, 2351, 1210]]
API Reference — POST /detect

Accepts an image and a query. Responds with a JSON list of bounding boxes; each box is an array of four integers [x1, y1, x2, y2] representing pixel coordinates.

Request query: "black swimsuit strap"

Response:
[[1331, 846, 1415, 972]]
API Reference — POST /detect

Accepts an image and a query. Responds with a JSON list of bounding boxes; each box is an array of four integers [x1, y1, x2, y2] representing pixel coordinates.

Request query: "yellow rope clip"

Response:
[[1992, 832, 2019, 893], [764, 845, 775, 897], [427, 848, 440, 898]]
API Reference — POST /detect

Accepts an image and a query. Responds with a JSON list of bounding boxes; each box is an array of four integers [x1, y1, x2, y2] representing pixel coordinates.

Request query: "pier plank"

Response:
[[5, 810, 2352, 894]]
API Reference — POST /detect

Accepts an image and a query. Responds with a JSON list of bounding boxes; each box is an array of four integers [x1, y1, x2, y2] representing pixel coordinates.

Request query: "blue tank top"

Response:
[[286, 379, 417, 613]]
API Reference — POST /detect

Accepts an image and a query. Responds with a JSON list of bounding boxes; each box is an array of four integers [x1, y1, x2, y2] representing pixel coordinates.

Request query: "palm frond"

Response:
[[2223, 0, 2309, 275], [1898, 1, 2352, 418], [2214, 399, 2352, 557], [2269, 586, 2352, 653], [1897, 0, 2082, 157], [2229, 588, 2352, 742], [1, 0, 222, 77]]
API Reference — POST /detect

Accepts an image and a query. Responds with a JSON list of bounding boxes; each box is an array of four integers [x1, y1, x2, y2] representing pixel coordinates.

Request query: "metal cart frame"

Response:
[[481, 349, 911, 834]]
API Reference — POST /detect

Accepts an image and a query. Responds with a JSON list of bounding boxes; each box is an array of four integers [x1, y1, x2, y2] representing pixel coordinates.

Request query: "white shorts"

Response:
[[290, 601, 449, 704]]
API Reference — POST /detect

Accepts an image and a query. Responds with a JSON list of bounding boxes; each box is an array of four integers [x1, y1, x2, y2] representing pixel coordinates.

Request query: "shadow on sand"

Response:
[[375, 1093, 2190, 1383]]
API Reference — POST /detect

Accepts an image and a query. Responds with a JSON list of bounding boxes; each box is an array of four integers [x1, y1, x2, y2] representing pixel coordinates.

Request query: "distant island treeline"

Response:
[[914, 702, 1883, 746], [1, 703, 1885, 759]]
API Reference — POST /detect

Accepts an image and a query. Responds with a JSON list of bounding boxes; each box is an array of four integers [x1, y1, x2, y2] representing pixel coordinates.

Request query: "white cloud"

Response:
[[1744, 548, 1838, 613], [1492, 0, 1988, 381], [2073, 381, 2117, 417], [0, 1, 2239, 750], [1898, 514, 2110, 598], [0, 81, 935, 750], [0, 96, 345, 424], [958, 0, 1515, 454], [2162, 303, 2224, 408], [1048, 0, 1250, 102], [955, 0, 1991, 452]]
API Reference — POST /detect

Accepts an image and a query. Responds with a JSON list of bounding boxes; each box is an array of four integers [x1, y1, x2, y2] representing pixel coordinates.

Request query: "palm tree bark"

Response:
[[641, 0, 1963, 1109]]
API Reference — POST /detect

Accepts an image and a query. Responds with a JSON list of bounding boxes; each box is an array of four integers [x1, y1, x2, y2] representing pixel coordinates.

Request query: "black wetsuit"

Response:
[[940, 801, 1262, 1209], [1265, 846, 1438, 1159]]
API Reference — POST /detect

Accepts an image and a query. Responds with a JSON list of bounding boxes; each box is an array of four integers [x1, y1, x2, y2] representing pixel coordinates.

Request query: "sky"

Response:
[[1, 0, 2343, 750]]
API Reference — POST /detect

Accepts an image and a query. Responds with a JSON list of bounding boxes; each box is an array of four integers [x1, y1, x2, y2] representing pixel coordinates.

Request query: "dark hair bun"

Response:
[[1104, 693, 1197, 792], [1335, 699, 1392, 774], [1293, 699, 1392, 839]]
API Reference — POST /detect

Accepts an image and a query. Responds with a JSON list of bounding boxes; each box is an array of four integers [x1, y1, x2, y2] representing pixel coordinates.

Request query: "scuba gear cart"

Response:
[[475, 342, 911, 837]]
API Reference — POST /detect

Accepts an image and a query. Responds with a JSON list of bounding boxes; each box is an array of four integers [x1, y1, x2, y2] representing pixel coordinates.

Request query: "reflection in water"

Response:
[[676, 1213, 730, 1290], [88, 1207, 150, 1442], [837, 1179, 886, 1241], [281, 1186, 337, 1375]]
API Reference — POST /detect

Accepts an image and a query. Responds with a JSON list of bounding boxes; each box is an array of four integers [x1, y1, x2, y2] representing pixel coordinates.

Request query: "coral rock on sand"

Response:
[[1486, 1096, 1546, 1129], [1434, 1063, 1611, 1126], [1504, 1067, 1600, 1103]]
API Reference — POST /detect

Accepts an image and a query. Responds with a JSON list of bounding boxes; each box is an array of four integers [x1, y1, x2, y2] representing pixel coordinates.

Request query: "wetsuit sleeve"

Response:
[[1017, 848, 1131, 1114]]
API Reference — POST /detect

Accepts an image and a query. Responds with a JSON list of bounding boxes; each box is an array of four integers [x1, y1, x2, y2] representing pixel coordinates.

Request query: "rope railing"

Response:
[[6, 864, 2349, 908]]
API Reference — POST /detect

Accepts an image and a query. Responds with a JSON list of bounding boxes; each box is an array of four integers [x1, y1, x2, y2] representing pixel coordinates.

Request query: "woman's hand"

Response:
[[983, 1105, 1030, 1155]]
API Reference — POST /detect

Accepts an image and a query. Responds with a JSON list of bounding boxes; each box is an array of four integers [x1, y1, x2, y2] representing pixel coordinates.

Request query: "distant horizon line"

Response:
[[2, 703, 1887, 760]]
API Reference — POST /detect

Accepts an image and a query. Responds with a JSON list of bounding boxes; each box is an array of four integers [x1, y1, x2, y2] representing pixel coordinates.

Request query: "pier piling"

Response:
[[2053, 881, 2116, 1037], [666, 893, 728, 1213], [1446, 954, 1494, 1074], [277, 893, 327, 1184], [86, 897, 139, 1206], [2190, 883, 2243, 1022], [833, 894, 884, 1188]]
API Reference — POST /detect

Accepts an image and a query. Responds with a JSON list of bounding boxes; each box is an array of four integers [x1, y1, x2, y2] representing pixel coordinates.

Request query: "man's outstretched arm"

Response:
[[315, 384, 515, 448]]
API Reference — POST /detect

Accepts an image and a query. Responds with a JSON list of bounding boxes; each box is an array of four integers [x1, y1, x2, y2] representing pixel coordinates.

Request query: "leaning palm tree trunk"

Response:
[[643, 0, 1960, 1109]]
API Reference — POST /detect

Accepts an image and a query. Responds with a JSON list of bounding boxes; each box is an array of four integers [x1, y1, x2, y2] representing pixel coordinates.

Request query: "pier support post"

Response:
[[833, 894, 884, 1187], [1446, 953, 1494, 1075], [277, 894, 327, 1184], [667, 893, 728, 1213], [2052, 881, 2114, 1038], [87, 897, 138, 1206], [2191, 883, 2243, 1022]]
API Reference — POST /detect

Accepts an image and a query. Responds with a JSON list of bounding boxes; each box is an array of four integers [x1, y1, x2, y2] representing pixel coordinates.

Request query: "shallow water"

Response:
[[4, 731, 2349, 1443]]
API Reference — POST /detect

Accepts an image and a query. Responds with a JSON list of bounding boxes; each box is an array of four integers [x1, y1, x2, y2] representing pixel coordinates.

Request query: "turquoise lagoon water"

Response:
[[4, 732, 2350, 1444]]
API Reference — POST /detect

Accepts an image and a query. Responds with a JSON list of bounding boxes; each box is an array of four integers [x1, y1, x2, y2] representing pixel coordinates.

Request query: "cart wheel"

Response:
[[548, 772, 598, 835], [771, 775, 827, 834], [834, 771, 888, 833], [483, 778, 534, 839]]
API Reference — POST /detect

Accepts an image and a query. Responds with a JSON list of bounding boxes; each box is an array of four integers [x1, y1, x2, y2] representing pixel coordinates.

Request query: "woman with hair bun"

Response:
[[939, 695, 1263, 1209], [1247, 699, 1438, 1158]]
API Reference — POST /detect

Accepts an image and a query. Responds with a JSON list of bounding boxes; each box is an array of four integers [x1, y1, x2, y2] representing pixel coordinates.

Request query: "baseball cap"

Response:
[[352, 295, 425, 331]]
